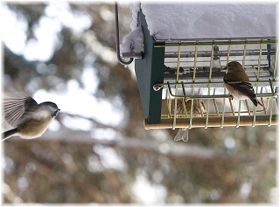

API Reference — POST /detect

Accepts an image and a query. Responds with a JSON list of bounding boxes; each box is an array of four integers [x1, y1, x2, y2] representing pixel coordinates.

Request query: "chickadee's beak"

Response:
[[53, 109, 60, 117], [222, 66, 228, 70]]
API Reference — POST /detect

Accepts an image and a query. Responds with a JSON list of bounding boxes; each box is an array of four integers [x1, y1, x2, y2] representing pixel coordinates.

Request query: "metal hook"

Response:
[[115, 2, 133, 66]]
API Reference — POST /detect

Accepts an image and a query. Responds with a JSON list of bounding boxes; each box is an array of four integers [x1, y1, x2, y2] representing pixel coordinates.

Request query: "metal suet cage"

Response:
[[115, 4, 278, 131]]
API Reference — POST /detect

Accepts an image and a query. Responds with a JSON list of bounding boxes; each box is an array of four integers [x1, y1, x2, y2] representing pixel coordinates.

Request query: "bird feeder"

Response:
[[115, 3, 278, 130]]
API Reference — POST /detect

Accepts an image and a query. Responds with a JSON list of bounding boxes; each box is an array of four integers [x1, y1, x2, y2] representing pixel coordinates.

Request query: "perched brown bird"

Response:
[[174, 99, 205, 142], [223, 61, 262, 106]]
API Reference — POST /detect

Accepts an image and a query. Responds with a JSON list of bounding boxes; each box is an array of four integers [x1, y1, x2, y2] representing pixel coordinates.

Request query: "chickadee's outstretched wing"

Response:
[[4, 96, 38, 127]]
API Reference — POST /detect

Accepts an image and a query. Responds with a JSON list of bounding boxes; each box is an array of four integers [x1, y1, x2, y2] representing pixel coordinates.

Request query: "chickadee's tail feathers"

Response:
[[2, 128, 19, 141]]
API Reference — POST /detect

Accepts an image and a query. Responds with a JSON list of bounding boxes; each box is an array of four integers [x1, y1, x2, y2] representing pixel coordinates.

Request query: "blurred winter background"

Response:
[[1, 1, 277, 204]]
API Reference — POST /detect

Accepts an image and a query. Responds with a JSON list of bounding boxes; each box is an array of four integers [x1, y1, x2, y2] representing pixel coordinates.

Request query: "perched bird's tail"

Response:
[[250, 97, 263, 107], [2, 128, 19, 141], [174, 128, 189, 142]]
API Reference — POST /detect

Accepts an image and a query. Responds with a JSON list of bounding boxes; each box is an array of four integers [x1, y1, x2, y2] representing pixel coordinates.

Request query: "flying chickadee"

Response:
[[223, 61, 263, 106], [174, 99, 205, 142], [2, 95, 60, 141]]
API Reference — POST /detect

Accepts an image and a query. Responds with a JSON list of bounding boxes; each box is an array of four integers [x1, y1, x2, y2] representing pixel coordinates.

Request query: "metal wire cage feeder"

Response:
[[151, 39, 278, 130], [115, 4, 278, 131]]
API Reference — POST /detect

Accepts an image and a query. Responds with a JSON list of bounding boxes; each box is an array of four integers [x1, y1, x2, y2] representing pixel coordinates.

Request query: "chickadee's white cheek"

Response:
[[32, 110, 50, 120]]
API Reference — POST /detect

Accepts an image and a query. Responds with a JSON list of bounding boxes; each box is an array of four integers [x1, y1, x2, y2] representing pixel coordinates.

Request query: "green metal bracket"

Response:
[[135, 9, 165, 124]]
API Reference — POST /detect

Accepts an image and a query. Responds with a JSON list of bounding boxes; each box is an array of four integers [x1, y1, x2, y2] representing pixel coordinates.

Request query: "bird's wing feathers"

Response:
[[4, 96, 38, 127], [224, 78, 256, 97]]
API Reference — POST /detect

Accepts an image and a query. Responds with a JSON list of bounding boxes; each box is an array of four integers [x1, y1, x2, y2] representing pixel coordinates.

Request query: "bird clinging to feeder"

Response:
[[223, 61, 263, 107]]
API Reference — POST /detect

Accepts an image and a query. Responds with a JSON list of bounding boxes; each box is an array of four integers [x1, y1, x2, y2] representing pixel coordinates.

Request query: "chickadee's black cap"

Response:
[[40, 102, 59, 109]]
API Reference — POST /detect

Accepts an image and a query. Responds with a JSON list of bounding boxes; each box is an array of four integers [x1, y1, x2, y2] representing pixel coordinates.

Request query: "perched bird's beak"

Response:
[[222, 66, 228, 70]]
